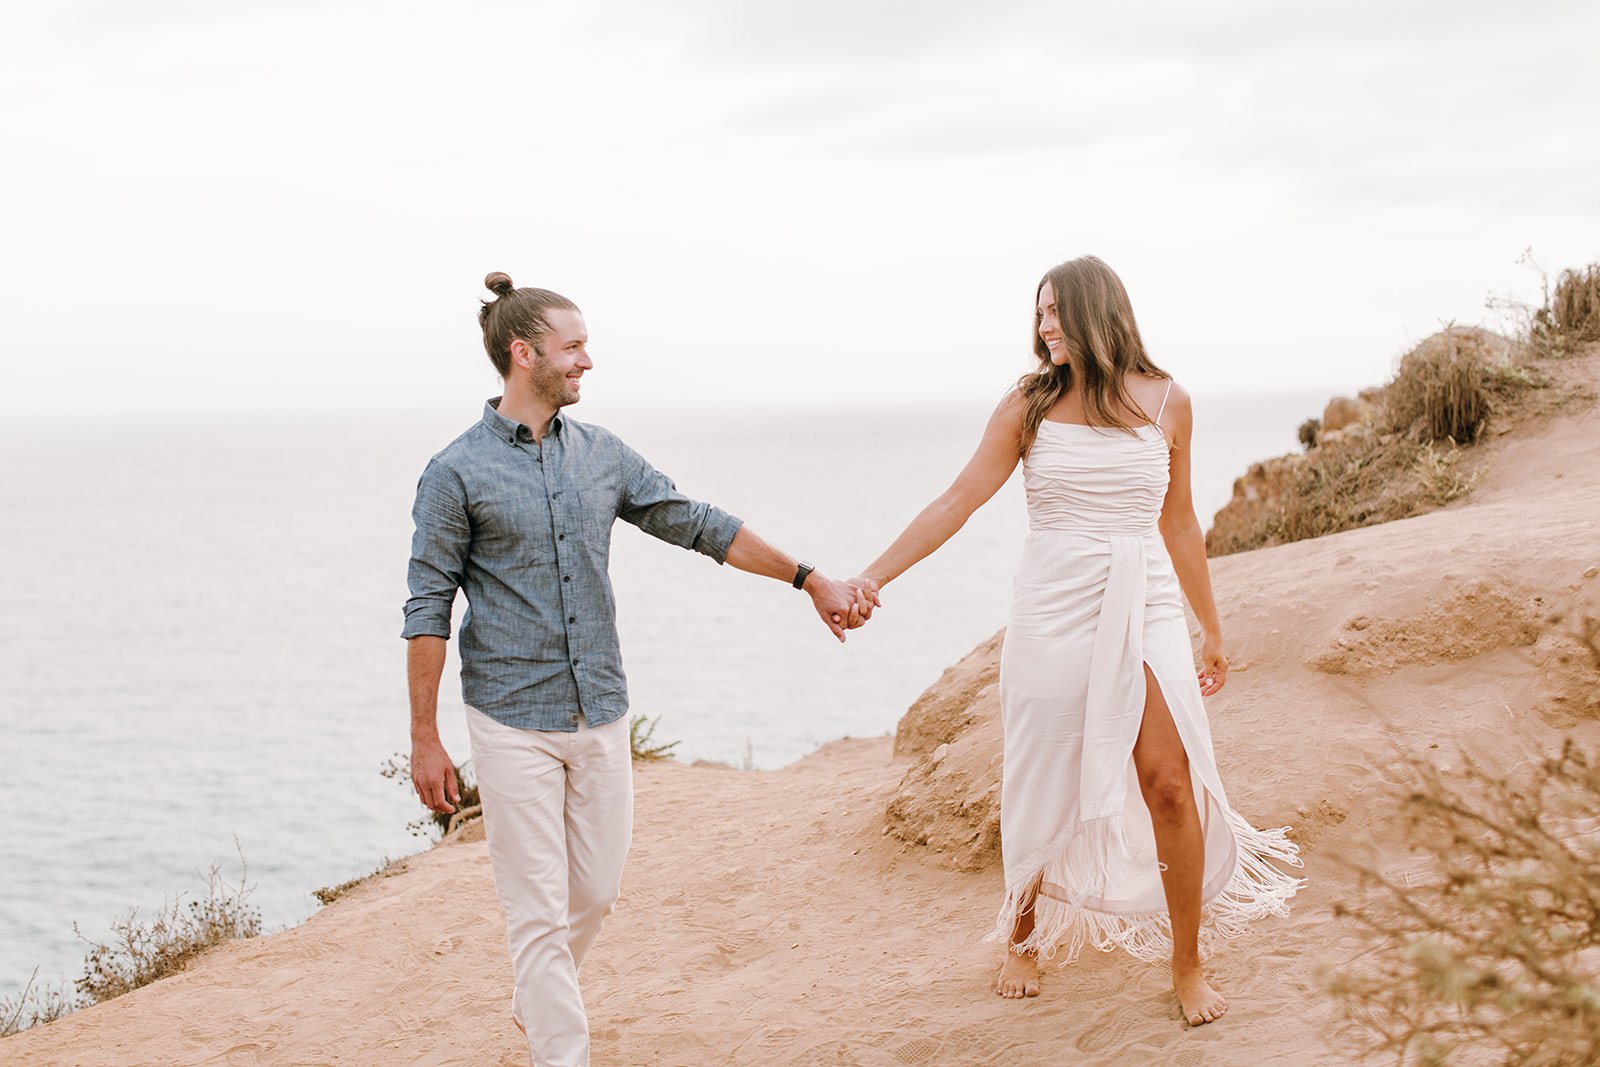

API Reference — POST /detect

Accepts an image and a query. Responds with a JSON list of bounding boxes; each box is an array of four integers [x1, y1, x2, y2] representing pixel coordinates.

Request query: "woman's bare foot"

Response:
[[995, 949, 1040, 999], [1173, 966, 1227, 1025]]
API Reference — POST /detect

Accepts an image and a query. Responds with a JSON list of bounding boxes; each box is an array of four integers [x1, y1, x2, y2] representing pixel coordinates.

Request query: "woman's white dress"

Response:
[[994, 400, 1304, 962]]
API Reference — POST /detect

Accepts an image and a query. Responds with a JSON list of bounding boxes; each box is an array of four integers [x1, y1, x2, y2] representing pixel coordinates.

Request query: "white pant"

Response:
[[465, 705, 634, 1067]]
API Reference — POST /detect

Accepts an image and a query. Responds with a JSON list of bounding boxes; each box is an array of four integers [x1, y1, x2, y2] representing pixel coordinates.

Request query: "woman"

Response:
[[850, 257, 1303, 1026]]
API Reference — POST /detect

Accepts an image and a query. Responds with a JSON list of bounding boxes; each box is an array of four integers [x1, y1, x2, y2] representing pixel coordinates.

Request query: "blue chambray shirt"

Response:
[[402, 399, 744, 731]]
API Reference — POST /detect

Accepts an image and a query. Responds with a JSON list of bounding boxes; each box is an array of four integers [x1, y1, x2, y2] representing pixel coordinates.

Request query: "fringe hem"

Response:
[[986, 808, 1307, 964]]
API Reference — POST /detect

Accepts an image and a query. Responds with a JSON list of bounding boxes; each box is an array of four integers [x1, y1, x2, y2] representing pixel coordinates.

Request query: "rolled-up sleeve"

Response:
[[402, 459, 471, 639], [617, 443, 744, 564]]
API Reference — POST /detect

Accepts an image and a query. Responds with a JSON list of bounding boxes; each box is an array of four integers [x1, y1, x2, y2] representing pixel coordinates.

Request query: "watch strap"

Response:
[[792, 561, 815, 590]]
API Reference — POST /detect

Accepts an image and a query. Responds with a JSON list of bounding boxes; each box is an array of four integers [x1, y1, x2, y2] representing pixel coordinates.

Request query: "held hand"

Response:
[[805, 572, 878, 642], [1197, 632, 1228, 696], [411, 735, 461, 814], [844, 576, 882, 629]]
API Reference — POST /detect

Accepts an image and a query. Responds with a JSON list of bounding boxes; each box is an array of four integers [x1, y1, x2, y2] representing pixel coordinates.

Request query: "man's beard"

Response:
[[528, 357, 576, 408]]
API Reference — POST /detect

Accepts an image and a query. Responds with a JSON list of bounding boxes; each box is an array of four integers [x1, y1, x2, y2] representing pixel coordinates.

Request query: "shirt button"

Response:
[[570, 713, 581, 724], [568, 616, 576, 624], [558, 534, 565, 541], [573, 659, 581, 667], [552, 491, 562, 499], [563, 575, 571, 583]]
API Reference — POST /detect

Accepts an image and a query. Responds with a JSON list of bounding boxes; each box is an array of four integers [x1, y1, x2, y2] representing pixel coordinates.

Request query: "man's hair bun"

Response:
[[484, 272, 515, 297]]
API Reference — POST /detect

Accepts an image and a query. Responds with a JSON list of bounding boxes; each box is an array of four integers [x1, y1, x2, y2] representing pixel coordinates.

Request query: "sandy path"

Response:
[[1, 737, 1361, 1067], [6, 350, 1598, 1066]]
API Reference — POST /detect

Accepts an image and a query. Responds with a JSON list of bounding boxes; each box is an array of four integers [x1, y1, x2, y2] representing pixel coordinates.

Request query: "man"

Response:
[[403, 272, 876, 1067]]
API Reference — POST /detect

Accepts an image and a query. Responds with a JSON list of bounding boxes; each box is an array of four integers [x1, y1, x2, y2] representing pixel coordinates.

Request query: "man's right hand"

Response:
[[411, 734, 461, 814]]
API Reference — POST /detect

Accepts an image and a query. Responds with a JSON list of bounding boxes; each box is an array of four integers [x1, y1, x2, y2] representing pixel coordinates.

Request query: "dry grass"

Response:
[[312, 857, 397, 907], [0, 970, 75, 1038], [1382, 327, 1491, 445], [76, 862, 260, 1005], [1, 854, 260, 1037], [1494, 253, 1600, 359], [629, 714, 680, 761], [1299, 417, 1322, 451], [1328, 622, 1600, 1064], [1541, 264, 1600, 347], [1212, 259, 1600, 557], [381, 753, 481, 839], [1209, 324, 1551, 556], [1249, 436, 1424, 549], [1413, 443, 1479, 506]]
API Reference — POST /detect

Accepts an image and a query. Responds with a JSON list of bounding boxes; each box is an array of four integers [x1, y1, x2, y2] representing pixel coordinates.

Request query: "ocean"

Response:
[[0, 391, 1329, 999]]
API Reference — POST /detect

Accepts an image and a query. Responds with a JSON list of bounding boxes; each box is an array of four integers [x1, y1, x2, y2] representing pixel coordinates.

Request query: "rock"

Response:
[[893, 630, 1002, 758], [1585, 566, 1598, 579], [884, 636, 1006, 870], [1322, 395, 1374, 434]]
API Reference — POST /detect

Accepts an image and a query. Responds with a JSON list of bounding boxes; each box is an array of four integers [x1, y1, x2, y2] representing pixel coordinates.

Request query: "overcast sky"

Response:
[[2, 0, 1596, 417]]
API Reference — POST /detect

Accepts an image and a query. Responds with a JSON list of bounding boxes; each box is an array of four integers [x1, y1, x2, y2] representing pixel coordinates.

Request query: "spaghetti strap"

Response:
[[1154, 380, 1174, 428]]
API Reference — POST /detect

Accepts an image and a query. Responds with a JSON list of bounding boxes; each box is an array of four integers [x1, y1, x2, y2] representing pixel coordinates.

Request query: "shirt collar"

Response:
[[483, 397, 564, 444]]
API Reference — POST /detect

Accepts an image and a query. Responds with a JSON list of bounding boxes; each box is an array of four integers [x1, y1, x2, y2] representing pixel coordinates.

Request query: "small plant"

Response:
[[75, 856, 260, 1006], [1328, 735, 1600, 1064], [1481, 358, 1550, 391], [1382, 325, 1490, 445], [1541, 263, 1600, 347], [629, 714, 679, 761], [312, 857, 394, 907], [0, 850, 260, 1036], [381, 753, 479, 838], [1414, 442, 1478, 505], [1494, 251, 1600, 359], [0, 969, 75, 1038], [1298, 416, 1322, 450]]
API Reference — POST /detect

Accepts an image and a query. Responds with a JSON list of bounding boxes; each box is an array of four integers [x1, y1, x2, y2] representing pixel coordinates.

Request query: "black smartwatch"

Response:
[[792, 560, 815, 590]]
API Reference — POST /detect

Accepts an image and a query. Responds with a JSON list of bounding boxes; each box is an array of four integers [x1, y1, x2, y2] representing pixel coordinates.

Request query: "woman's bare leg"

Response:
[[996, 884, 1041, 998], [1133, 665, 1228, 1026]]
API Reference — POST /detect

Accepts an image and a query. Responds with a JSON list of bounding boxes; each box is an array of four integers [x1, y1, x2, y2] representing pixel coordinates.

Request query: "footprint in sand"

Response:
[[892, 1036, 942, 1064], [220, 1044, 266, 1066], [1123, 1045, 1209, 1066], [1245, 952, 1305, 988], [1053, 969, 1126, 1005], [443, 910, 498, 934], [1074, 1009, 1142, 1055], [864, 974, 917, 1008], [433, 934, 465, 955], [734, 1025, 804, 1060], [934, 1026, 1019, 1063], [1378, 762, 1416, 788], [372, 976, 433, 1032], [287, 939, 347, 962]]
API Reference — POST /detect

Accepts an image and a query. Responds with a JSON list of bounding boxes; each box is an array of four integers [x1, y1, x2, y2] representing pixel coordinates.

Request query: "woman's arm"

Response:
[[853, 392, 1024, 589], [1155, 384, 1228, 695]]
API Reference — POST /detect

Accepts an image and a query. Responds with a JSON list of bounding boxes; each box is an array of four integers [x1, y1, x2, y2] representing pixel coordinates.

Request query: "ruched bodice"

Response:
[[1024, 420, 1170, 534]]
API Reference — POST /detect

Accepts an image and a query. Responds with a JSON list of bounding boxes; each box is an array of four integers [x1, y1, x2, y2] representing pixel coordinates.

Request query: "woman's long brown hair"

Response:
[[1016, 256, 1171, 457]]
